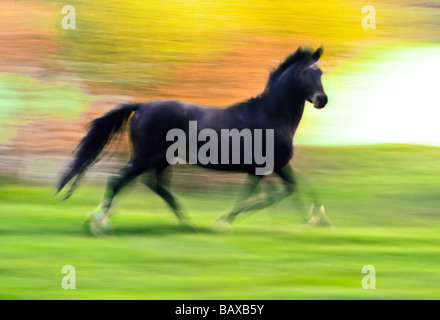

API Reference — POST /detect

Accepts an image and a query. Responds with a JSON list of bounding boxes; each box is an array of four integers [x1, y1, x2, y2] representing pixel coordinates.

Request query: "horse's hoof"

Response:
[[305, 215, 319, 225], [317, 205, 335, 228], [89, 220, 111, 237], [305, 204, 335, 228], [213, 218, 233, 232], [306, 217, 335, 228]]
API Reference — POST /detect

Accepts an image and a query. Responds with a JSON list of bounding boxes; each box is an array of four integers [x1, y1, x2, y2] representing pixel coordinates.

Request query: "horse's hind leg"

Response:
[[216, 166, 304, 228], [89, 158, 150, 234], [214, 174, 262, 229], [142, 161, 191, 226]]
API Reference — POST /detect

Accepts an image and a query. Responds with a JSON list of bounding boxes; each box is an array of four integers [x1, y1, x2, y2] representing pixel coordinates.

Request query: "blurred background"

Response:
[[1, 0, 440, 299], [0, 0, 439, 178]]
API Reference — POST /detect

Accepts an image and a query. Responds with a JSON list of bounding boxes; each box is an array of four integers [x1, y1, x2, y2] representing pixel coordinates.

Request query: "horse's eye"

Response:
[[301, 70, 307, 77]]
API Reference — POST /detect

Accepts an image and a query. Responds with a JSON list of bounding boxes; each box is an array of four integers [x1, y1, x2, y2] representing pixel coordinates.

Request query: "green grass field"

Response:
[[1, 145, 440, 299]]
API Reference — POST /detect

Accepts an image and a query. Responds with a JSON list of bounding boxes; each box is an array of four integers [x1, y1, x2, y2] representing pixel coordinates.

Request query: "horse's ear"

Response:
[[312, 46, 324, 61]]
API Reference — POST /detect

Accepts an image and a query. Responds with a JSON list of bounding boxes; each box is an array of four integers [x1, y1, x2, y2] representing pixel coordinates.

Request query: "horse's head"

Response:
[[266, 46, 328, 109], [296, 46, 327, 109]]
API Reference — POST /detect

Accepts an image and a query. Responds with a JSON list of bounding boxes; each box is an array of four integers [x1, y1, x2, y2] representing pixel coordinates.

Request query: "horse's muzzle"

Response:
[[313, 94, 328, 109]]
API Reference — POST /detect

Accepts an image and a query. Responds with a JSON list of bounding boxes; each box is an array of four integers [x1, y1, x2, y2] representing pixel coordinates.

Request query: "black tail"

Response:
[[57, 102, 139, 197]]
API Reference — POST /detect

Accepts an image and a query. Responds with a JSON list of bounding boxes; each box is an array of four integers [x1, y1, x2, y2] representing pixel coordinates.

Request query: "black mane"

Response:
[[233, 47, 315, 108], [231, 48, 315, 109], [265, 47, 314, 92]]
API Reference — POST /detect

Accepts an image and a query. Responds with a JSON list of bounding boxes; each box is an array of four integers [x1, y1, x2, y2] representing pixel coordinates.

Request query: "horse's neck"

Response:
[[265, 87, 306, 132], [289, 100, 306, 132]]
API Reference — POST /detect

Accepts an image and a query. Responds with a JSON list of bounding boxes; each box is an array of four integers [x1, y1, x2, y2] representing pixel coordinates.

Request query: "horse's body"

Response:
[[57, 47, 332, 232], [128, 97, 296, 173]]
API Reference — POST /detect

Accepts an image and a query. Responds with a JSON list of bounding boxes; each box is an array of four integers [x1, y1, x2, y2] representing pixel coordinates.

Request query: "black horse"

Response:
[[57, 46, 332, 233]]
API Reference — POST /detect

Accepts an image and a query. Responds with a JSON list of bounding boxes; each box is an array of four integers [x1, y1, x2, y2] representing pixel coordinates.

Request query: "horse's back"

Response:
[[135, 100, 209, 125], [129, 100, 207, 157]]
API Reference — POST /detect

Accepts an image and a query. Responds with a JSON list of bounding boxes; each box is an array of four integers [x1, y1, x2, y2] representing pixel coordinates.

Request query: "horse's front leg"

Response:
[[279, 165, 333, 227]]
